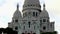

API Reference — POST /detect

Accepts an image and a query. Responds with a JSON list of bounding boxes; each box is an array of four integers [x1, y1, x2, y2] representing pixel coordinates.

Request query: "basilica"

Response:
[[8, 0, 55, 34]]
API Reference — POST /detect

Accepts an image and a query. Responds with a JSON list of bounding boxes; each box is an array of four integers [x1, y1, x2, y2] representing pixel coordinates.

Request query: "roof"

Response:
[[40, 10, 49, 17]]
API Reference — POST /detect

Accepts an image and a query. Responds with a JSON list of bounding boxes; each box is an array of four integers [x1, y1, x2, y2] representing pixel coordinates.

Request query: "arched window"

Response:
[[28, 22, 31, 28], [43, 19, 46, 22], [33, 12, 38, 17], [23, 12, 27, 17], [40, 20, 42, 26], [33, 12, 35, 16], [24, 26, 25, 30], [36, 12, 38, 16], [15, 19, 18, 22]]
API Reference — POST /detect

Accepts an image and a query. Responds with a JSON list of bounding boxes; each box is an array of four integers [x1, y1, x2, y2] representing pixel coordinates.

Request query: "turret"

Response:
[[12, 3, 22, 22], [40, 3, 49, 18]]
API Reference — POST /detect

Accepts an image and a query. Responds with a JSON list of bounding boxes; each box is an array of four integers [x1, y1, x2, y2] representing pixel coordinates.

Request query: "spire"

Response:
[[17, 3, 19, 10], [43, 3, 45, 10]]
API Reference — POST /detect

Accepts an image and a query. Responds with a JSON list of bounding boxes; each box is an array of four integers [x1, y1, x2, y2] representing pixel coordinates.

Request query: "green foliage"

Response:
[[41, 31, 57, 34], [0, 27, 18, 34]]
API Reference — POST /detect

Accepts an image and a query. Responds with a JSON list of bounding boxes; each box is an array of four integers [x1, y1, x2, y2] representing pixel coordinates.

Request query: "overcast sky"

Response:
[[0, 0, 60, 34]]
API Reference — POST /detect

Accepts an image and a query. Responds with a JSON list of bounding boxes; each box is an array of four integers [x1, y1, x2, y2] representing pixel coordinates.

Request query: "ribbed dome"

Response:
[[13, 4, 22, 18], [24, 0, 40, 5], [23, 0, 41, 12], [13, 10, 22, 18], [40, 10, 49, 17]]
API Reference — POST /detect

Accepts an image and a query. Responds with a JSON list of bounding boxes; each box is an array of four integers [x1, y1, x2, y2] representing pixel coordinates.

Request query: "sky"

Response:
[[0, 0, 60, 34]]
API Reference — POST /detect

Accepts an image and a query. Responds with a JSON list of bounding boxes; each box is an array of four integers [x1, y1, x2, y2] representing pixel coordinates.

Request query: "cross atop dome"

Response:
[[43, 3, 46, 10], [17, 3, 19, 10]]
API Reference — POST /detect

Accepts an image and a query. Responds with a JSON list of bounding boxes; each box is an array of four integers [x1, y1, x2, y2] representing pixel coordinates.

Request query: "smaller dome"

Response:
[[13, 10, 22, 18], [40, 4, 49, 17], [13, 4, 22, 18], [40, 10, 49, 17]]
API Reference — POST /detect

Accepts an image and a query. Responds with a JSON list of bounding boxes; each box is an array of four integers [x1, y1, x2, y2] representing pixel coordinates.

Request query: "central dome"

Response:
[[24, 0, 40, 5], [22, 0, 41, 12]]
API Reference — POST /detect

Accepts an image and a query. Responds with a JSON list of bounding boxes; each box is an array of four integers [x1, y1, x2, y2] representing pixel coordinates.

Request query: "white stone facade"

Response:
[[8, 0, 55, 34]]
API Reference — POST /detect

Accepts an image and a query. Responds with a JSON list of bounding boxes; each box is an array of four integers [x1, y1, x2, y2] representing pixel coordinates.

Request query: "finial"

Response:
[[43, 3, 45, 7], [17, 3, 19, 10], [43, 3, 45, 10]]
